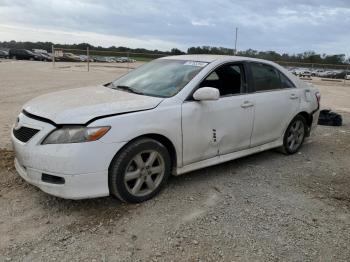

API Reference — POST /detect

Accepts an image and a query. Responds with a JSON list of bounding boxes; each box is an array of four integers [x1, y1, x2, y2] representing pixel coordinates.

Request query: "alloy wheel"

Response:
[[286, 119, 305, 152], [124, 150, 165, 197]]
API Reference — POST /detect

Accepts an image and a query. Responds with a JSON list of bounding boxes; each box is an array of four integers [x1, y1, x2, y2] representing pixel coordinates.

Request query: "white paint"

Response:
[[192, 87, 220, 101], [24, 85, 163, 124], [12, 55, 320, 200]]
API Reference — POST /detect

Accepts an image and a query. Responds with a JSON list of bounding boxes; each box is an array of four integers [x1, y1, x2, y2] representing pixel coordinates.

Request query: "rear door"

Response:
[[247, 62, 300, 147]]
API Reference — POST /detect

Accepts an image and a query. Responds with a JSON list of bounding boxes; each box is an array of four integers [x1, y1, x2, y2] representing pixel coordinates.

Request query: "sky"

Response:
[[0, 0, 349, 55]]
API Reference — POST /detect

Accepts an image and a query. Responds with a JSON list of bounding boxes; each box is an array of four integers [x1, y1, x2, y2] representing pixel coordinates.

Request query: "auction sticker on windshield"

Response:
[[184, 61, 208, 67]]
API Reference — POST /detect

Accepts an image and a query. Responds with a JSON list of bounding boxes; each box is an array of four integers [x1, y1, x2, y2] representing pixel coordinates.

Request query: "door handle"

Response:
[[241, 101, 254, 108], [290, 94, 299, 100]]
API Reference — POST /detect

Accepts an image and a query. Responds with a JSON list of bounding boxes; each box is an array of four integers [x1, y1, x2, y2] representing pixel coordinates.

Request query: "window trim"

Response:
[[247, 61, 296, 93], [185, 61, 249, 101], [278, 70, 296, 89]]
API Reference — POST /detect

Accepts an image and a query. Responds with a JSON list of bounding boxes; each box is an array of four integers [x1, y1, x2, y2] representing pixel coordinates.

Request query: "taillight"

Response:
[[315, 92, 321, 106]]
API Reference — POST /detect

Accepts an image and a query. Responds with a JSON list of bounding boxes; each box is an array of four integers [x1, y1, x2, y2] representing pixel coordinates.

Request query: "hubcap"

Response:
[[124, 150, 165, 197], [287, 120, 305, 151]]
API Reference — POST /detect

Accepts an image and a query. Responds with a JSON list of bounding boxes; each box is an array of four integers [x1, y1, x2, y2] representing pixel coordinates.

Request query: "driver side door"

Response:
[[181, 63, 255, 166]]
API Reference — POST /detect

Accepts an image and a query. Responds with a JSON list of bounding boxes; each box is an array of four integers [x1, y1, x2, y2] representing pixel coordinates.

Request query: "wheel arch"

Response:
[[108, 133, 178, 174], [296, 111, 313, 136], [297, 111, 313, 129]]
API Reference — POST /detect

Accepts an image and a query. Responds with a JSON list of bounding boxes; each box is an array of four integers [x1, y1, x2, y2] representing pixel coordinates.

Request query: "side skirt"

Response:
[[175, 139, 283, 175]]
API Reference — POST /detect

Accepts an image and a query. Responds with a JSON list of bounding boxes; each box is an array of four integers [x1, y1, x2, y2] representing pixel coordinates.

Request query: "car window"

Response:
[[279, 72, 295, 88], [199, 64, 243, 96], [250, 63, 281, 91], [111, 59, 207, 98], [206, 71, 219, 81]]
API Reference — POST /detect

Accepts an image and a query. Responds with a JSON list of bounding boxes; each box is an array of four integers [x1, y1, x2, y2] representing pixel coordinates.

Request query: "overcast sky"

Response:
[[0, 0, 349, 55]]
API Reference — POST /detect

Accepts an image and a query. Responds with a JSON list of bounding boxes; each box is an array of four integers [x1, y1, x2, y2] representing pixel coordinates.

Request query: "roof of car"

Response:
[[160, 54, 272, 64]]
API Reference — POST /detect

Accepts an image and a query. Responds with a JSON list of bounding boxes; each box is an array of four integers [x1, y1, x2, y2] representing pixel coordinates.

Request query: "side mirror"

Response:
[[193, 87, 220, 101]]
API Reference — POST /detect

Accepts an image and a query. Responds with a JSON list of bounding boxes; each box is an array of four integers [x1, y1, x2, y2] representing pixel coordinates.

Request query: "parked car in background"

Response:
[[299, 70, 312, 77], [331, 70, 349, 79], [41, 53, 53, 62], [311, 69, 324, 77], [12, 55, 320, 203], [318, 71, 332, 78], [345, 74, 350, 80], [291, 68, 311, 77], [0, 50, 9, 58], [33, 49, 48, 55], [116, 57, 128, 63], [106, 57, 117, 63], [79, 55, 94, 62], [9, 49, 42, 61], [61, 53, 81, 62], [33, 52, 52, 62], [115, 57, 136, 63], [93, 56, 109, 62]]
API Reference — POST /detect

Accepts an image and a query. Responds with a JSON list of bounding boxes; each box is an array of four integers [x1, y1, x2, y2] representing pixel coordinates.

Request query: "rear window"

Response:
[[279, 72, 295, 88], [250, 63, 294, 91], [250, 63, 280, 91]]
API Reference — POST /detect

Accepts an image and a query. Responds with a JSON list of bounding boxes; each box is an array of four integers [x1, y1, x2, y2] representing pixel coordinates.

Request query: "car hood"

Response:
[[23, 85, 164, 124]]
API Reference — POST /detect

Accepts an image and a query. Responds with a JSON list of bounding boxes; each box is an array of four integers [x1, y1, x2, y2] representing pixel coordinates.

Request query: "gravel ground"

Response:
[[1, 61, 350, 261]]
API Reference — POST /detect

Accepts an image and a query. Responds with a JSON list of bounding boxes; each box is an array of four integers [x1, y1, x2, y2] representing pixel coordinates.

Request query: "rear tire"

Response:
[[281, 115, 307, 154], [109, 138, 171, 203]]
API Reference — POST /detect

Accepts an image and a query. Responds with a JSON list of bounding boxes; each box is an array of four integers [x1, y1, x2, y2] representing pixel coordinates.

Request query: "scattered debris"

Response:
[[318, 109, 342, 126]]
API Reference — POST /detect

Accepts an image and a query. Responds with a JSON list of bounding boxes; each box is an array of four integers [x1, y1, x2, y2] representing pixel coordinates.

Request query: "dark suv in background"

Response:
[[9, 49, 42, 61], [0, 50, 9, 58]]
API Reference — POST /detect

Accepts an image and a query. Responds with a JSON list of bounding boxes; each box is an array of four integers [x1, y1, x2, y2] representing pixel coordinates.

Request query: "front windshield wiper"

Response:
[[113, 85, 145, 95]]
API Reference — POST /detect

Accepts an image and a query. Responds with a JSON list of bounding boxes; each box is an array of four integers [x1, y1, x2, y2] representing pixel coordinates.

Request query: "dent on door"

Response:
[[181, 103, 219, 166], [181, 95, 254, 165]]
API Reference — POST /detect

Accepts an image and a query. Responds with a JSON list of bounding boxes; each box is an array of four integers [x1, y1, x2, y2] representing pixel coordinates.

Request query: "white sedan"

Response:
[[12, 55, 320, 203]]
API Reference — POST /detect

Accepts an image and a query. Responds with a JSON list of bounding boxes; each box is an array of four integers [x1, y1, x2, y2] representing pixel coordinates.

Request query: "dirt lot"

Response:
[[1, 61, 350, 261]]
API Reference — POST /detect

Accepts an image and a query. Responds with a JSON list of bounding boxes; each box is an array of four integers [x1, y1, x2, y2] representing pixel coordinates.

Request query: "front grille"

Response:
[[13, 126, 40, 143]]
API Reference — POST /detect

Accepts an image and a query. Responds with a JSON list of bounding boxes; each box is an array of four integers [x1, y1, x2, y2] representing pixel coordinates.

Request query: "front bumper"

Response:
[[14, 158, 109, 199], [11, 112, 126, 199]]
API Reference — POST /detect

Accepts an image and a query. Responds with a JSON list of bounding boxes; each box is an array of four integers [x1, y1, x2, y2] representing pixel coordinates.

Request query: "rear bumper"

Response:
[[310, 109, 320, 135]]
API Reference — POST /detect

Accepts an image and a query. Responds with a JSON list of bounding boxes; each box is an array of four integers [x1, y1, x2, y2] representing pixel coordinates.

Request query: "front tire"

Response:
[[281, 115, 307, 154], [109, 138, 171, 203]]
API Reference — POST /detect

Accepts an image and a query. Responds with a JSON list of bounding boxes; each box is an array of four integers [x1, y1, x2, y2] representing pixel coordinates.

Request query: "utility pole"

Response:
[[234, 27, 238, 55], [87, 46, 90, 72], [52, 45, 55, 68]]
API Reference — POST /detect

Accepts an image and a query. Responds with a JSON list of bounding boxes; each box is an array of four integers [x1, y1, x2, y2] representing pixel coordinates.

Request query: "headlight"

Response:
[[42, 126, 110, 144]]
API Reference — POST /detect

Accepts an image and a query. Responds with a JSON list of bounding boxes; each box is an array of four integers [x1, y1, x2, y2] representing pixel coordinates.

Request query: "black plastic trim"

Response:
[[84, 108, 153, 125], [22, 109, 58, 126], [13, 126, 40, 143], [41, 173, 65, 185]]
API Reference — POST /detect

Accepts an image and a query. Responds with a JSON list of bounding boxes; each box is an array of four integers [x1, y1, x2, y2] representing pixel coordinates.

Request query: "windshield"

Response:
[[111, 59, 207, 97]]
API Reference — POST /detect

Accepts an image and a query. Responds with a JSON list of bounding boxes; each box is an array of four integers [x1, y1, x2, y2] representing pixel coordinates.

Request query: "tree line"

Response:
[[187, 46, 349, 65], [0, 41, 348, 65]]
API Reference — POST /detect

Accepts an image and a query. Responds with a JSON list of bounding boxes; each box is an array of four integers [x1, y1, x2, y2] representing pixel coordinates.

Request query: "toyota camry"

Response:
[[11, 55, 321, 203]]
